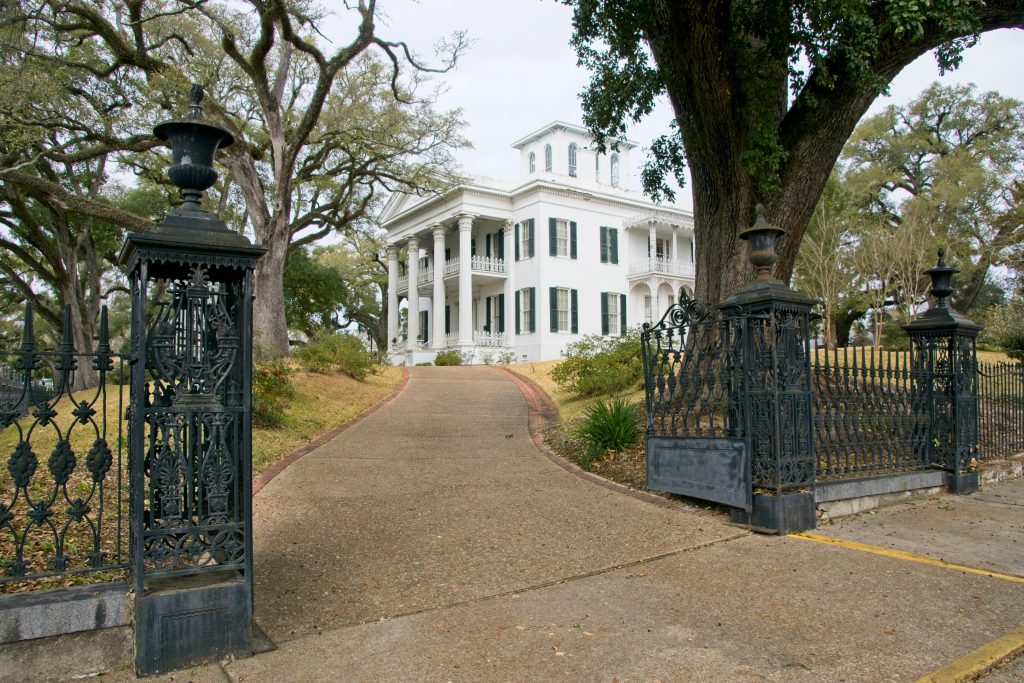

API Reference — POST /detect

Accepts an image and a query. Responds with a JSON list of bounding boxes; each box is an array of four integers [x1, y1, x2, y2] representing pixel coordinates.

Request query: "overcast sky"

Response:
[[335, 1, 1023, 211]]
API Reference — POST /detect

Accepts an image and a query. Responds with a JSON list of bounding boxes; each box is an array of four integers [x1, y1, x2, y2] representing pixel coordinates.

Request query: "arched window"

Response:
[[544, 144, 553, 172], [528, 151, 536, 173], [610, 154, 620, 187], [595, 154, 600, 182], [568, 143, 578, 177]]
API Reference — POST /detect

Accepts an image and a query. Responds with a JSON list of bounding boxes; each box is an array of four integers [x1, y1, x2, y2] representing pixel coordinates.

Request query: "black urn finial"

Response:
[[153, 84, 234, 219], [738, 204, 786, 281], [925, 247, 958, 309]]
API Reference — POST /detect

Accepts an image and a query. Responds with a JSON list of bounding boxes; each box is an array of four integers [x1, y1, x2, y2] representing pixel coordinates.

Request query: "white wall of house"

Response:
[[381, 122, 695, 364]]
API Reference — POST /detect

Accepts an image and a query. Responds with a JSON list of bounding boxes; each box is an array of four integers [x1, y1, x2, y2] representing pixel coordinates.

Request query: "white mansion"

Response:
[[381, 121, 695, 364]]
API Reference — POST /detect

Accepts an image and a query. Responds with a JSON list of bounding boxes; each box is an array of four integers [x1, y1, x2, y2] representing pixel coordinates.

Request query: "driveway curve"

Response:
[[251, 366, 737, 642]]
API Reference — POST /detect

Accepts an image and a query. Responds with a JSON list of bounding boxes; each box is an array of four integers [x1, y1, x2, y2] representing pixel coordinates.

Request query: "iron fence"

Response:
[[0, 303, 129, 582], [811, 346, 928, 480], [978, 361, 1024, 461]]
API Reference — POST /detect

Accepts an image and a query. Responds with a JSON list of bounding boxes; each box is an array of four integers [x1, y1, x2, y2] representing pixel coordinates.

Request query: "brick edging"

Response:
[[252, 367, 411, 496], [496, 367, 720, 518]]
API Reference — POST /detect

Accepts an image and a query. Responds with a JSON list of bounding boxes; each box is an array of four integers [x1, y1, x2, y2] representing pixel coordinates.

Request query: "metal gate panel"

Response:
[[646, 436, 750, 511]]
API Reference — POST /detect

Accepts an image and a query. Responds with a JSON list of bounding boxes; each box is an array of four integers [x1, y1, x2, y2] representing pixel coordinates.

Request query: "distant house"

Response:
[[380, 121, 695, 364]]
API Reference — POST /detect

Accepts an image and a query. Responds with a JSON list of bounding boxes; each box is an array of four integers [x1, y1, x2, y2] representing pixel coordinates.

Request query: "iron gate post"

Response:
[[726, 208, 817, 534], [120, 85, 267, 675], [903, 249, 981, 494]]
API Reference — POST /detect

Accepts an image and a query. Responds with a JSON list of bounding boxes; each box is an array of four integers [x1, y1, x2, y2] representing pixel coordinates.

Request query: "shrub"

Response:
[[252, 360, 295, 428], [881, 320, 910, 351], [576, 398, 641, 460], [294, 333, 376, 379], [434, 350, 462, 366], [551, 331, 643, 397]]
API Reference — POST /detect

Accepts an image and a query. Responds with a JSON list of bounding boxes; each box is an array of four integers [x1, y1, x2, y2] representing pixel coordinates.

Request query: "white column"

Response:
[[648, 222, 657, 265], [406, 237, 420, 345], [431, 224, 446, 349], [386, 245, 399, 350], [503, 219, 515, 348], [671, 226, 679, 265], [457, 214, 474, 346]]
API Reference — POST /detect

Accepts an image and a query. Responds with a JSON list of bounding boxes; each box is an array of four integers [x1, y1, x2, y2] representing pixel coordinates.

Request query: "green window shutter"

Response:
[[420, 311, 428, 344], [529, 219, 536, 257], [610, 228, 619, 264], [549, 218, 557, 257], [515, 223, 520, 261], [620, 294, 627, 335], [445, 305, 451, 335], [498, 293, 505, 333], [515, 292, 521, 335], [445, 247, 451, 262], [486, 297, 492, 332], [600, 227, 608, 263], [570, 221, 577, 259], [549, 286, 558, 332], [485, 233, 492, 258], [529, 287, 536, 332], [497, 230, 505, 260], [601, 292, 609, 335], [571, 289, 578, 333]]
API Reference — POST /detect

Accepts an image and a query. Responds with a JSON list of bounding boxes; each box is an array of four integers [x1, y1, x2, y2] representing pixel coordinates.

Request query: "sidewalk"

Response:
[[96, 367, 1024, 682]]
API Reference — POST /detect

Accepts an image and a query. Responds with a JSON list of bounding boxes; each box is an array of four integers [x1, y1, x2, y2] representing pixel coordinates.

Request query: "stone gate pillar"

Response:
[[119, 85, 267, 675], [904, 249, 981, 494]]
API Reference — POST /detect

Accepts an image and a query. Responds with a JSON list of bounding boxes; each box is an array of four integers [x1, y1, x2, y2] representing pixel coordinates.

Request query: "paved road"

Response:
[[100, 366, 1024, 681]]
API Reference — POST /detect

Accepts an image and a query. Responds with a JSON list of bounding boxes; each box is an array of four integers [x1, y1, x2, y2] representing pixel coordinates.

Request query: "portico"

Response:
[[388, 211, 514, 360]]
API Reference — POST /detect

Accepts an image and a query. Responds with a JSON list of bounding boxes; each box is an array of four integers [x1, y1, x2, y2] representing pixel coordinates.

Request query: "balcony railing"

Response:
[[443, 256, 507, 277], [470, 255, 506, 274], [628, 257, 695, 278], [397, 274, 409, 291], [444, 333, 459, 348], [417, 266, 433, 286]]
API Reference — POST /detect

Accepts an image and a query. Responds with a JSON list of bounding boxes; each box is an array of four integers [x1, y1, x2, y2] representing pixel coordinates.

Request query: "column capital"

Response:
[[407, 236, 420, 251], [386, 244, 399, 260], [456, 213, 476, 231], [503, 218, 515, 231], [430, 223, 446, 240]]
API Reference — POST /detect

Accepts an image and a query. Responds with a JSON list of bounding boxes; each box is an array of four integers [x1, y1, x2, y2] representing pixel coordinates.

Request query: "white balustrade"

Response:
[[470, 255, 506, 274], [417, 266, 433, 286], [628, 258, 694, 278], [444, 333, 459, 348], [442, 256, 507, 277], [392, 338, 408, 352], [473, 331, 506, 347], [397, 274, 409, 290]]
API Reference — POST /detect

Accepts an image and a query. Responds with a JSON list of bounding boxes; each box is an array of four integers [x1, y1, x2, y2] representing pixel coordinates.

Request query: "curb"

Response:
[[496, 366, 722, 519], [252, 366, 411, 496]]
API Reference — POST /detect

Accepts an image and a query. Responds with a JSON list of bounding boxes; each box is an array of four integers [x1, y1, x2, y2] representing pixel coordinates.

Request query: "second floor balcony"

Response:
[[398, 256, 507, 294], [628, 257, 695, 279]]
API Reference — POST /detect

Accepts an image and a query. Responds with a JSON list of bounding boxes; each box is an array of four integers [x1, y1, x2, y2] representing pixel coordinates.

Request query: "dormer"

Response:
[[510, 121, 638, 190]]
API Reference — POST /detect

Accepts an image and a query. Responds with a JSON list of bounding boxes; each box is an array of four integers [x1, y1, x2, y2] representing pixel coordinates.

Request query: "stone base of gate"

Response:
[[946, 470, 980, 494], [815, 471, 947, 519], [134, 571, 253, 676], [0, 582, 132, 681], [730, 492, 816, 534]]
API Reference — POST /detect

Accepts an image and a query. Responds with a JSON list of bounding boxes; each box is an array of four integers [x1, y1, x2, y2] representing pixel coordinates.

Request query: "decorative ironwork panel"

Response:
[[134, 266, 251, 580], [745, 309, 814, 491], [909, 331, 980, 473], [812, 346, 926, 480], [0, 303, 128, 582], [641, 294, 745, 440], [978, 361, 1024, 461]]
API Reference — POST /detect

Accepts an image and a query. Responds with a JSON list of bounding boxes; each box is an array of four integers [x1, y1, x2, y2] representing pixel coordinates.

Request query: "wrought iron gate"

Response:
[[641, 294, 750, 511]]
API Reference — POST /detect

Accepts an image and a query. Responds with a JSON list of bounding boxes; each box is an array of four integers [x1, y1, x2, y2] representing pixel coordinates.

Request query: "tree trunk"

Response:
[[252, 236, 290, 359]]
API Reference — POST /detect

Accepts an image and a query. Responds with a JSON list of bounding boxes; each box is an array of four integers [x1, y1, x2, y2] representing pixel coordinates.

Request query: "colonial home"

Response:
[[381, 121, 695, 364]]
